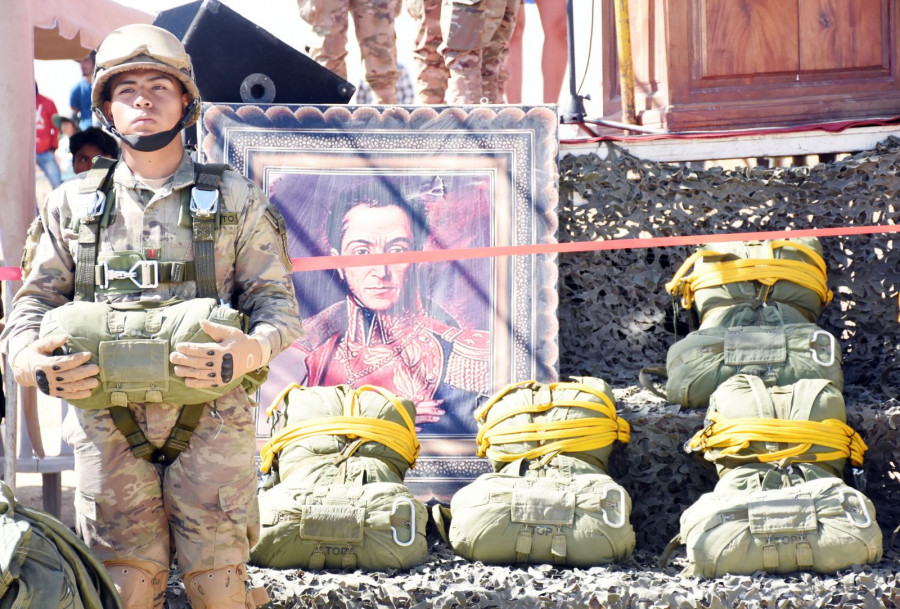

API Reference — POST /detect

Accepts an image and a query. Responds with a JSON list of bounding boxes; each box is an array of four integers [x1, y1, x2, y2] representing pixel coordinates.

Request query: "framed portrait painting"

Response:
[[200, 104, 559, 500]]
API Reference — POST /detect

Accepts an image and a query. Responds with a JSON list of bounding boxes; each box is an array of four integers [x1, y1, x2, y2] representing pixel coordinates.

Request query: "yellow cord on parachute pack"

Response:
[[474, 380, 631, 464], [259, 384, 420, 474], [665, 240, 833, 311], [687, 411, 866, 467]]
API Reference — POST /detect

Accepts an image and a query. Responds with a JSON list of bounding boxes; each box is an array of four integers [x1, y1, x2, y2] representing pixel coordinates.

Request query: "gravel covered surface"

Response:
[[165, 384, 900, 609]]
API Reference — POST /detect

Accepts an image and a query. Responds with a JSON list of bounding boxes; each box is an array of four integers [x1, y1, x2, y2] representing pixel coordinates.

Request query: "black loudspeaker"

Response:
[[153, 0, 355, 105]]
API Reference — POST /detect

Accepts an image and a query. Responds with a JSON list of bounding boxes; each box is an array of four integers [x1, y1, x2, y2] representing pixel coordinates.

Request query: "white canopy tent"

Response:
[[0, 0, 153, 494]]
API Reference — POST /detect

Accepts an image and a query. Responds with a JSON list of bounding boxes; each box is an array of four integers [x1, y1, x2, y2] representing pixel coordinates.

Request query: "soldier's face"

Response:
[[334, 204, 414, 312], [103, 69, 189, 136]]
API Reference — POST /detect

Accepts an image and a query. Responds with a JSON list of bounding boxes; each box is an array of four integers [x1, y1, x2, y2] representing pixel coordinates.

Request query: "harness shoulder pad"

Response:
[[78, 156, 117, 195]]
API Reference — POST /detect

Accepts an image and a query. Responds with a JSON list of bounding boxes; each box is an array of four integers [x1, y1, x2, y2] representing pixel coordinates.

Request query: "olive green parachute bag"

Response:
[[433, 378, 635, 566], [434, 455, 635, 567], [0, 481, 123, 608], [665, 237, 833, 327], [251, 384, 428, 571], [38, 298, 264, 409], [660, 463, 882, 577], [660, 321, 843, 408]]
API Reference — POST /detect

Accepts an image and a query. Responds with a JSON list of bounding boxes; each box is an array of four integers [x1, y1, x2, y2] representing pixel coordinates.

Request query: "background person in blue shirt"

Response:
[[69, 51, 95, 131]]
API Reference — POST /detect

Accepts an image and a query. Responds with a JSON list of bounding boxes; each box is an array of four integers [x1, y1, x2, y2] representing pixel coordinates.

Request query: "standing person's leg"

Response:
[[505, 3, 525, 103], [409, 0, 449, 103], [36, 151, 63, 189], [168, 391, 262, 608], [63, 406, 171, 609], [441, 0, 490, 103], [351, 0, 402, 104], [535, 0, 568, 103], [481, 0, 520, 103], [298, 0, 352, 79]]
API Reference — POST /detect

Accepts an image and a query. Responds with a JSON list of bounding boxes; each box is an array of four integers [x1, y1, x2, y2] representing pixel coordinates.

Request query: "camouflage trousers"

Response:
[[407, 0, 449, 103], [440, 0, 521, 104], [62, 387, 259, 574], [299, 0, 402, 104]]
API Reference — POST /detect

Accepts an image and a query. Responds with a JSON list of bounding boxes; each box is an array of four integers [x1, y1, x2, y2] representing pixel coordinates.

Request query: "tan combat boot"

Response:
[[103, 559, 168, 609], [183, 563, 269, 608]]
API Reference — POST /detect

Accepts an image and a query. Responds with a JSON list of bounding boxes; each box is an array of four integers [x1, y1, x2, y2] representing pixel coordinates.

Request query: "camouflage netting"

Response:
[[164, 139, 900, 608], [556, 137, 900, 386]]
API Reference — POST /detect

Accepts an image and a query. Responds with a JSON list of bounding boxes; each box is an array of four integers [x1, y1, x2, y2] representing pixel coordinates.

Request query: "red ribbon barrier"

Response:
[[1, 223, 897, 278]]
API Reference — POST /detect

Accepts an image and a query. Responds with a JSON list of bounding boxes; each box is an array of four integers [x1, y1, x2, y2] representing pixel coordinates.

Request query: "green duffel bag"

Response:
[[38, 298, 262, 409], [251, 478, 428, 571], [686, 375, 864, 479], [259, 384, 419, 482], [475, 378, 630, 473], [661, 463, 882, 577], [0, 481, 122, 608], [664, 322, 843, 408], [666, 238, 832, 325], [436, 456, 635, 567]]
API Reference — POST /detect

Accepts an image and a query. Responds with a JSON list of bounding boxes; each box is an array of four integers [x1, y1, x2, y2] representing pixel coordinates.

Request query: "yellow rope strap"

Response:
[[687, 412, 867, 467], [474, 381, 630, 463], [259, 384, 420, 474], [665, 240, 832, 311]]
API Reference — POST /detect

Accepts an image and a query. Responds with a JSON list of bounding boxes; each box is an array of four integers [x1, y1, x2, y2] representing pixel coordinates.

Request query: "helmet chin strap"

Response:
[[93, 99, 198, 153]]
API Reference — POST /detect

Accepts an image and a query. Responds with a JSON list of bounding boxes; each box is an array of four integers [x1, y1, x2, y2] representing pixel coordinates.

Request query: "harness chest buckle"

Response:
[[190, 187, 219, 218], [100, 260, 159, 289]]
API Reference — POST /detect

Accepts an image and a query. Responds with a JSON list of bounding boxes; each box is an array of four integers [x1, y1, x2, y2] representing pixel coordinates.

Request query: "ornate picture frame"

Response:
[[200, 104, 559, 499]]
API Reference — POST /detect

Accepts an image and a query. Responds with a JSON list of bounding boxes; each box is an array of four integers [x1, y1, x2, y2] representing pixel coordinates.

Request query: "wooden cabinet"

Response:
[[603, 0, 900, 130]]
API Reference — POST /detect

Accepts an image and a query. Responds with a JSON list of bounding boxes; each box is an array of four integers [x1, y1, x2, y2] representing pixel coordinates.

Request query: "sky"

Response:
[[34, 0, 552, 119]]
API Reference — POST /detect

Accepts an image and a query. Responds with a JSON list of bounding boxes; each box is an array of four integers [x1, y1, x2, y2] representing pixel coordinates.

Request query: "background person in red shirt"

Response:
[[35, 82, 62, 189]]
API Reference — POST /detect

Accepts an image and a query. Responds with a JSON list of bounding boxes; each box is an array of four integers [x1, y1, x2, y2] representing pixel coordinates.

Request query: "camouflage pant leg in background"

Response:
[[407, 0, 449, 103], [480, 0, 520, 103], [298, 0, 353, 79], [350, 0, 402, 104], [440, 0, 509, 104], [63, 388, 258, 573]]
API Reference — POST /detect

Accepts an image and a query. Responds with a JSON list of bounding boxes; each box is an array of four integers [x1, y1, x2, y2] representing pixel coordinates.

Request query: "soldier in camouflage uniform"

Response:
[[299, 0, 402, 104], [1, 24, 301, 609], [406, 0, 449, 103], [440, 0, 521, 104]]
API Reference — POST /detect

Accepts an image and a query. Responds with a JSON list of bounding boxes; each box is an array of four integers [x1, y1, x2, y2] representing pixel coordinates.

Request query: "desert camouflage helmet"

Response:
[[91, 24, 201, 128]]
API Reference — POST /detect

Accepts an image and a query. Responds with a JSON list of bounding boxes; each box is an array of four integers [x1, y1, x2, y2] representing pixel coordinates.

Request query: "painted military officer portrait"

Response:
[[269, 172, 495, 436]]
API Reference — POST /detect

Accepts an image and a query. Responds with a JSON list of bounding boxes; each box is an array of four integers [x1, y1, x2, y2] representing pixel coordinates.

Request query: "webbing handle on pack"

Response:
[[687, 412, 867, 467], [665, 242, 832, 311], [259, 384, 420, 474]]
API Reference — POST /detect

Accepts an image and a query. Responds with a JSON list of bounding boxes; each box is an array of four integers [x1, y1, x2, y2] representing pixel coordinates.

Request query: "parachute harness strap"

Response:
[[474, 381, 631, 464], [259, 384, 420, 474], [687, 411, 867, 467], [665, 241, 832, 311]]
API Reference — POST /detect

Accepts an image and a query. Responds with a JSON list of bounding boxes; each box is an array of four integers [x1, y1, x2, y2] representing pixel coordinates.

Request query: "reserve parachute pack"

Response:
[[0, 481, 122, 608], [660, 318, 843, 408], [434, 379, 635, 566], [251, 384, 428, 571], [665, 237, 832, 327], [661, 463, 882, 577], [39, 298, 258, 409]]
